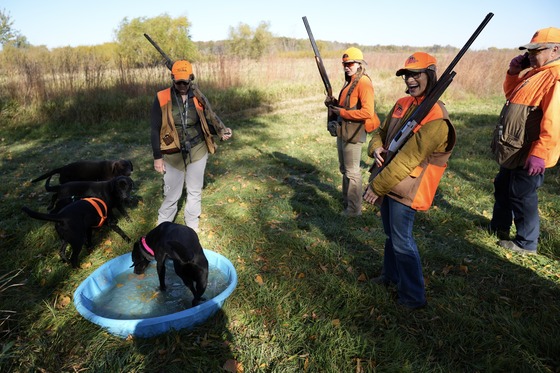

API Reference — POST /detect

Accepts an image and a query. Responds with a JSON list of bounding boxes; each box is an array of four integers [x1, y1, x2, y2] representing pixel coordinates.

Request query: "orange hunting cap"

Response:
[[519, 27, 560, 50], [171, 60, 193, 82], [396, 52, 437, 76]]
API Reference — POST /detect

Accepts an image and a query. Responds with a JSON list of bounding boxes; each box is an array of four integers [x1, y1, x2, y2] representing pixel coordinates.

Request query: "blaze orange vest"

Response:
[[157, 87, 217, 154], [385, 97, 456, 211]]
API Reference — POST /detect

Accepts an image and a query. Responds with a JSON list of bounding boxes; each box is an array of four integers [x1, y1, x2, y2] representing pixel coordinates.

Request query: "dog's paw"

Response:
[[191, 297, 206, 307]]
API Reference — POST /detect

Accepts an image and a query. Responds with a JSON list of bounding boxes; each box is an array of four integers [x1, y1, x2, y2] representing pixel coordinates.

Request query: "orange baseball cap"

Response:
[[396, 52, 437, 76], [171, 60, 193, 81], [519, 27, 560, 50]]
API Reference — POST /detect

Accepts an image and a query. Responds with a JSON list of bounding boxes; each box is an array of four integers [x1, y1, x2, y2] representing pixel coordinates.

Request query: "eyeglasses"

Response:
[[342, 61, 357, 68], [174, 80, 190, 86], [527, 48, 549, 55], [402, 72, 423, 80]]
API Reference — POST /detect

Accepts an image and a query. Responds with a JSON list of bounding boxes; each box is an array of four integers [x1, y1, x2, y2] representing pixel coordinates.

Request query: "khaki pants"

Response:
[[157, 152, 208, 231], [337, 137, 363, 216]]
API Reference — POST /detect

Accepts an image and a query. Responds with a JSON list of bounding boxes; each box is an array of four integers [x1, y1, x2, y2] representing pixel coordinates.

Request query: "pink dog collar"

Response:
[[141, 236, 155, 256]]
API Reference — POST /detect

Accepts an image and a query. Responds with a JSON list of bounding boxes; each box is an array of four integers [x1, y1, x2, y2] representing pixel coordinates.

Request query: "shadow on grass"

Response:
[[2, 97, 560, 371], [220, 112, 560, 370]]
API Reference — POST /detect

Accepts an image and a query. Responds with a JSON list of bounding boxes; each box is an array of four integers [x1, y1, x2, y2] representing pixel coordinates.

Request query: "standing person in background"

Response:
[[490, 27, 560, 255], [363, 52, 456, 310], [151, 60, 232, 232], [326, 47, 380, 217]]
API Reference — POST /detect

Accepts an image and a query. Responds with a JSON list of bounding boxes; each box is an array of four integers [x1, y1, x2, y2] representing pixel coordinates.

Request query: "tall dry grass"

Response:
[[0, 50, 516, 109]]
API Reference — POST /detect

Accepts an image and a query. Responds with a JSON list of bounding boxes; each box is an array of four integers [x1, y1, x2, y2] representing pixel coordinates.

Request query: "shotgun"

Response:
[[302, 16, 339, 131], [367, 12, 494, 182], [144, 33, 174, 70]]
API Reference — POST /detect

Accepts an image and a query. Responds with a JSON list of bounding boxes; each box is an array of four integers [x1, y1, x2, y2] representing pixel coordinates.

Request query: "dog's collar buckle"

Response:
[[141, 236, 155, 257]]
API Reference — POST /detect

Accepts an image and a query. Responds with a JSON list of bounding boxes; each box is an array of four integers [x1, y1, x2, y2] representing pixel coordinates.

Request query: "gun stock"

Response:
[[144, 33, 174, 70], [367, 12, 493, 183]]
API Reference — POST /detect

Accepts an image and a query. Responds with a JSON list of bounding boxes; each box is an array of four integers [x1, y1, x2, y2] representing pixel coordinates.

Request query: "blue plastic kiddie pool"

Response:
[[73, 249, 237, 338]]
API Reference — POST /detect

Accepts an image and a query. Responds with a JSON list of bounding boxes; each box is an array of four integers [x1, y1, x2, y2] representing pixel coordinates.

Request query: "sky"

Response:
[[2, 0, 559, 50]]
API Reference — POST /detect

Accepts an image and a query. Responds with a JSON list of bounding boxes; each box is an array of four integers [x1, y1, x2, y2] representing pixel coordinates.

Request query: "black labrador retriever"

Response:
[[22, 198, 112, 267], [45, 175, 134, 220], [22, 174, 133, 266], [31, 159, 133, 184], [130, 222, 209, 307]]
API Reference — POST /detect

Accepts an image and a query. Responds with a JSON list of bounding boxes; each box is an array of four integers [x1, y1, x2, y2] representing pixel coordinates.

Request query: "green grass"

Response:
[[1, 89, 559, 373]]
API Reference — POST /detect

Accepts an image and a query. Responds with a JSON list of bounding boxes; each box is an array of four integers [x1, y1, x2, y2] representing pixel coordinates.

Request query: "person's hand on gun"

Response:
[[329, 105, 341, 116], [221, 127, 233, 141], [373, 147, 387, 167], [324, 96, 338, 108]]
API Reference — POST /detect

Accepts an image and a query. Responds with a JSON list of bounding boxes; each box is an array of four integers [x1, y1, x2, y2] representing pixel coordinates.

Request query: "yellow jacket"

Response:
[[368, 96, 455, 211]]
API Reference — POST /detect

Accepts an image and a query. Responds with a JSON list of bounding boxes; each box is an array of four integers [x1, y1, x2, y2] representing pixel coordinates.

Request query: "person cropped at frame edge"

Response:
[[490, 27, 560, 255]]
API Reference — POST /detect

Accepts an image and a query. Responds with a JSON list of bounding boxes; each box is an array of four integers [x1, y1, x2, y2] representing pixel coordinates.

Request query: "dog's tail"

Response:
[[44, 175, 60, 192], [31, 168, 60, 183], [21, 206, 64, 223]]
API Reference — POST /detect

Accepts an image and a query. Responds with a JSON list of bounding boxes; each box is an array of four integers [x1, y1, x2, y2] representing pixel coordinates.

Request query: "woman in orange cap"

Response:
[[363, 52, 456, 309], [150, 60, 232, 232], [326, 47, 379, 217]]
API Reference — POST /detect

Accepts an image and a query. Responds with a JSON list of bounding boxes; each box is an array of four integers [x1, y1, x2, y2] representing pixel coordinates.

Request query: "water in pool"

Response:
[[90, 260, 229, 319]]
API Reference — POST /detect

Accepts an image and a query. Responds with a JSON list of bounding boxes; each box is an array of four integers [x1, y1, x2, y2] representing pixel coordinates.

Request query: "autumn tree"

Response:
[[0, 9, 29, 48], [227, 21, 273, 59], [115, 14, 198, 67]]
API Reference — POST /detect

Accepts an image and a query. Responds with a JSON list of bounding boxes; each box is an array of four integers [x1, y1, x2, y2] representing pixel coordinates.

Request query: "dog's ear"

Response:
[[111, 161, 118, 175], [131, 241, 140, 259]]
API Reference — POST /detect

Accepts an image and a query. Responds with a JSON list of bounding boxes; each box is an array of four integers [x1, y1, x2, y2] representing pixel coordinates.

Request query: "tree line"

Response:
[[1, 11, 468, 69]]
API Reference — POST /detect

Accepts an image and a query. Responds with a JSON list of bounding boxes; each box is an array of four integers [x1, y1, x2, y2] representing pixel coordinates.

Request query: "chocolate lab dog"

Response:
[[31, 159, 133, 184], [45, 175, 134, 221], [22, 198, 112, 267], [130, 222, 209, 307]]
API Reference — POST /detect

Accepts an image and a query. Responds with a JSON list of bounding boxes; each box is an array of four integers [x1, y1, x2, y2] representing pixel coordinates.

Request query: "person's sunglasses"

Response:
[[402, 72, 423, 80], [527, 48, 549, 55], [174, 80, 190, 86]]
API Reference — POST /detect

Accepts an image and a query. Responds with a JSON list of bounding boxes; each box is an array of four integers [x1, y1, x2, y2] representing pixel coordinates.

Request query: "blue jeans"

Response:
[[380, 197, 426, 308], [491, 166, 544, 251]]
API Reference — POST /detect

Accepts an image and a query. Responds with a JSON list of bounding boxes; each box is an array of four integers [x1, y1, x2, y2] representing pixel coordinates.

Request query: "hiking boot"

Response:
[[371, 275, 389, 286], [398, 300, 428, 311], [340, 210, 362, 218], [498, 240, 537, 255], [488, 224, 510, 240]]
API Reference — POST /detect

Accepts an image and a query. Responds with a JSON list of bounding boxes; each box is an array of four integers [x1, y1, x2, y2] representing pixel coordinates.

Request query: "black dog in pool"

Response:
[[131, 222, 208, 307]]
